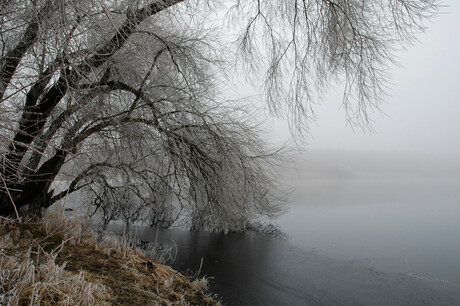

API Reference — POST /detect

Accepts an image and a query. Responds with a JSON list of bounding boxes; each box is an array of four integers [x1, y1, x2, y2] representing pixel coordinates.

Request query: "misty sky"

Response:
[[271, 0, 460, 160]]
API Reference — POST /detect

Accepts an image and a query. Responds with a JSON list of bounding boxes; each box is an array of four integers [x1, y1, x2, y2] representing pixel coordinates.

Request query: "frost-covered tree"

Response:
[[0, 0, 439, 230]]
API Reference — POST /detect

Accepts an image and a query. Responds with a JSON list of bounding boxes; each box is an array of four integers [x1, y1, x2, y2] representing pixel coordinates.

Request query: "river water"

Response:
[[106, 176, 460, 305]]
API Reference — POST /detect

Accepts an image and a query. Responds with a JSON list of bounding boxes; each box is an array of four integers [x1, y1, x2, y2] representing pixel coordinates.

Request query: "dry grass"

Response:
[[0, 207, 220, 305], [0, 215, 110, 305]]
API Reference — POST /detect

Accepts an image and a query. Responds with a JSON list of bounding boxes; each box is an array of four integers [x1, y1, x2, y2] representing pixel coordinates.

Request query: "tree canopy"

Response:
[[0, 0, 439, 230]]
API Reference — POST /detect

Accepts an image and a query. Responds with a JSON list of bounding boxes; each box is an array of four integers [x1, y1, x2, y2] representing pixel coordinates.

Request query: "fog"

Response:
[[273, 2, 460, 292], [283, 149, 460, 184], [271, 0, 460, 166]]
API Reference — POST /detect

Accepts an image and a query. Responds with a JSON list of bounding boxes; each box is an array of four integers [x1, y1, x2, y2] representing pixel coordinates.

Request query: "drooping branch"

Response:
[[0, 0, 57, 100], [85, 0, 185, 69]]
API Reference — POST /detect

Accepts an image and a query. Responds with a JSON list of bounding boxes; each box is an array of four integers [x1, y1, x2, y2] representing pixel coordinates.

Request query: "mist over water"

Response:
[[107, 150, 460, 305], [279, 149, 460, 286]]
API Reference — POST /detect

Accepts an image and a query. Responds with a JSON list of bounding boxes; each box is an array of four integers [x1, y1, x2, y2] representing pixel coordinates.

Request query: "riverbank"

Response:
[[0, 208, 219, 305]]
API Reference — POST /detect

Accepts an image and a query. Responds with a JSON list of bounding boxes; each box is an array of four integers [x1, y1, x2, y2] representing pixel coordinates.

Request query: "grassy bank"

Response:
[[0, 208, 220, 305]]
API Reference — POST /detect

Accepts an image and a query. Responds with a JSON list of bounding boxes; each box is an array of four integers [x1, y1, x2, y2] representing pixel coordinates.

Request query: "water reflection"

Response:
[[107, 223, 460, 305]]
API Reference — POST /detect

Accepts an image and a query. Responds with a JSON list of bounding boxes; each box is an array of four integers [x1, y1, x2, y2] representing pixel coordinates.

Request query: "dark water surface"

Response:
[[106, 177, 460, 305]]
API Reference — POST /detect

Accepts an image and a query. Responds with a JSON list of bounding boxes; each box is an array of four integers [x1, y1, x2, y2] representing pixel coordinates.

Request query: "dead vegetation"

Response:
[[0, 207, 220, 305]]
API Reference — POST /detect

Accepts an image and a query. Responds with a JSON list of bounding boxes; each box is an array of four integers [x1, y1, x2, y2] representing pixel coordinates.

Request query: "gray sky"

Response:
[[272, 0, 460, 160]]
